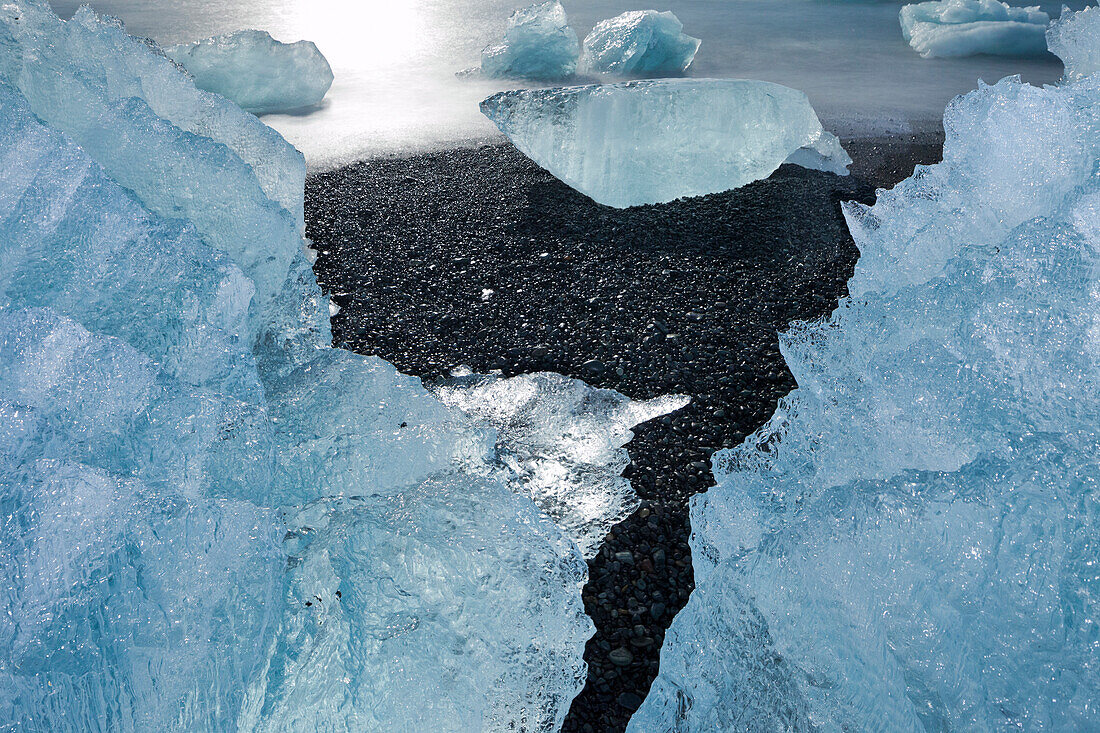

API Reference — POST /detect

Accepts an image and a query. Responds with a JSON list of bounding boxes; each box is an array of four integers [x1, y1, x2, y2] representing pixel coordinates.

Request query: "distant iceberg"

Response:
[[166, 30, 333, 115], [481, 79, 849, 208], [629, 6, 1100, 731], [481, 0, 580, 80], [900, 0, 1050, 58], [581, 10, 700, 75]]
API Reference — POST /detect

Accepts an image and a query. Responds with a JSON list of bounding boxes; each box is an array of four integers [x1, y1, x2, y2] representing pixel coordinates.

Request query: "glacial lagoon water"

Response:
[[51, 0, 1079, 169]]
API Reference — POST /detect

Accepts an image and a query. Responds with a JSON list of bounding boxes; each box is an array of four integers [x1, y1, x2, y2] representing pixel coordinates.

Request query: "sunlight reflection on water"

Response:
[[51, 0, 1077, 169]]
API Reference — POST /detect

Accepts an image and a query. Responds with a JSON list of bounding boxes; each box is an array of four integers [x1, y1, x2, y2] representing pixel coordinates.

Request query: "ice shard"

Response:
[[581, 10, 700, 76], [166, 30, 334, 115], [481, 1, 580, 80], [629, 7, 1100, 731], [481, 79, 849, 208], [899, 0, 1050, 58]]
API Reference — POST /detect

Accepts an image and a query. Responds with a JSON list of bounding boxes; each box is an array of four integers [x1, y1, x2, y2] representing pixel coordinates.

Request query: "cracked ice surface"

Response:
[[481, 79, 849, 208], [434, 370, 689, 558], [899, 0, 1050, 58], [629, 8, 1100, 731], [166, 30, 334, 115], [0, 1, 683, 730]]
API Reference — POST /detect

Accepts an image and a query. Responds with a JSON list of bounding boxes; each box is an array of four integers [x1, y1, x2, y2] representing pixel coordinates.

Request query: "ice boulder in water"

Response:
[[629, 7, 1100, 731], [481, 1, 579, 80], [581, 10, 700, 75], [899, 0, 1050, 58], [1047, 4, 1100, 80], [166, 30, 333, 114], [481, 79, 850, 208]]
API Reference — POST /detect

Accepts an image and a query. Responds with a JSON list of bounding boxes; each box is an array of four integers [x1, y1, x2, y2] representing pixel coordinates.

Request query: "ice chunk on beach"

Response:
[[481, 79, 849, 208], [434, 370, 688, 557], [0, 2, 599, 730], [481, 1, 579, 80], [900, 0, 1050, 58], [629, 8, 1100, 730], [1047, 4, 1100, 81], [581, 10, 700, 75], [166, 30, 333, 115]]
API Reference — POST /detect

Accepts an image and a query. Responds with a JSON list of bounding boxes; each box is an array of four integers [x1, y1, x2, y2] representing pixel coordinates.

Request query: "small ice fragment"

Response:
[[481, 79, 848, 208], [481, 288, 495, 301], [899, 0, 1050, 58], [581, 10, 700, 75], [481, 1, 580, 80], [166, 30, 333, 114]]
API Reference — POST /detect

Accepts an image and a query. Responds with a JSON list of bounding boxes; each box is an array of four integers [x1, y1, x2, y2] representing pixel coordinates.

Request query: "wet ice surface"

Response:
[[50, 0, 1077, 168], [630, 8, 1100, 730], [481, 79, 849, 207], [434, 370, 689, 558]]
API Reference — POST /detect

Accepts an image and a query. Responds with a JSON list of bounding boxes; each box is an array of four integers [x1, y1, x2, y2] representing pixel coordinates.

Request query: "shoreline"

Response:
[[304, 133, 942, 732]]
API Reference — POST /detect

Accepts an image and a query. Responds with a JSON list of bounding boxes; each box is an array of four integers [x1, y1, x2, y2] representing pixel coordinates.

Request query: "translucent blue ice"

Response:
[[0, 2, 689, 730], [481, 1, 579, 80], [166, 30, 334, 115], [481, 79, 850, 208], [581, 10, 700, 76], [629, 8, 1100, 731], [900, 0, 1050, 58], [1048, 4, 1100, 80]]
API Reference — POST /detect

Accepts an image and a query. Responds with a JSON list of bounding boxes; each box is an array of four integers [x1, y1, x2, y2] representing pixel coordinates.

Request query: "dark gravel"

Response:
[[304, 139, 940, 733]]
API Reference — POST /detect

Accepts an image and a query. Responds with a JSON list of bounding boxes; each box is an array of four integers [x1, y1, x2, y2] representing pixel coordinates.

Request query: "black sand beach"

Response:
[[304, 135, 943, 732]]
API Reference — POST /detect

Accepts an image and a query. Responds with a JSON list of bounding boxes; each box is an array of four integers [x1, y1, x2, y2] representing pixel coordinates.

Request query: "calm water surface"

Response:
[[52, 0, 1079, 168]]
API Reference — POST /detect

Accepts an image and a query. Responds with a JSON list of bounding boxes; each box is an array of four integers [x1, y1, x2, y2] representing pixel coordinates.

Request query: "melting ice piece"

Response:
[[433, 370, 689, 558], [481, 1, 580, 80], [481, 79, 849, 208], [899, 0, 1050, 58], [166, 30, 334, 115], [581, 10, 700, 75], [630, 7, 1100, 731], [1047, 4, 1100, 81]]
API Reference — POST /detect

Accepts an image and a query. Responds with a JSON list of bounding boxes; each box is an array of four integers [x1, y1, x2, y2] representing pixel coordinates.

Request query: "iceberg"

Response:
[[581, 10, 700, 76], [899, 0, 1050, 58], [481, 1, 579, 80], [166, 30, 334, 115], [481, 79, 850, 208], [629, 7, 1100, 731], [0, 2, 696, 730], [1047, 4, 1100, 81]]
